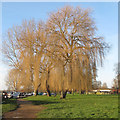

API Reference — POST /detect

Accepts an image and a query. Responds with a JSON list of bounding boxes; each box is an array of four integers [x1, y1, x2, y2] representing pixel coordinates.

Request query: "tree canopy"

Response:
[[3, 5, 109, 98]]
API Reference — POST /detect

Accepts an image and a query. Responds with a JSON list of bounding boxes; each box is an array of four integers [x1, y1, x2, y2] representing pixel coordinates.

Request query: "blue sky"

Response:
[[0, 2, 118, 89]]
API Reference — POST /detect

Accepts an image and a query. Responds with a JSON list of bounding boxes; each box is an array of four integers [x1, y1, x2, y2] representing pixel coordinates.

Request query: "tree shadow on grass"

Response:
[[30, 100, 60, 105], [2, 99, 17, 105]]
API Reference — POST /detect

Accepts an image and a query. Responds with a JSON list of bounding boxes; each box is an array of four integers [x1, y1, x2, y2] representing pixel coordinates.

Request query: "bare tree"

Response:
[[6, 69, 21, 91], [102, 82, 108, 89], [112, 78, 118, 89], [3, 20, 48, 95], [46, 5, 108, 98], [92, 80, 102, 89], [3, 6, 109, 99], [112, 63, 119, 89]]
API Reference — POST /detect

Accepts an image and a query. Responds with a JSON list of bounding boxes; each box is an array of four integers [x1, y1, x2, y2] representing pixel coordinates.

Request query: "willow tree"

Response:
[[6, 68, 33, 92], [3, 6, 108, 98], [3, 20, 48, 95], [6, 68, 21, 91], [46, 5, 108, 98], [39, 55, 54, 96]]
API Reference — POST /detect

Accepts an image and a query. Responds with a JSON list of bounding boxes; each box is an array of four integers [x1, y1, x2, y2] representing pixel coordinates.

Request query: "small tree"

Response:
[[112, 63, 119, 89], [102, 82, 108, 89], [6, 69, 21, 91]]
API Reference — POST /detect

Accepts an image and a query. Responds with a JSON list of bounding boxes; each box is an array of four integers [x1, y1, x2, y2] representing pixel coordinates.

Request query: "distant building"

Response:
[[89, 89, 112, 94]]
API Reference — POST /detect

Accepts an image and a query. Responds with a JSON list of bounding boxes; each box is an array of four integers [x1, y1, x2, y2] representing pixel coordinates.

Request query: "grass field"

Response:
[[2, 98, 18, 115], [24, 94, 118, 118]]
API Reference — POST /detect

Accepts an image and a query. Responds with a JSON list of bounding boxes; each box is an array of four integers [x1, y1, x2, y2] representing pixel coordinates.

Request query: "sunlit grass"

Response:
[[24, 94, 118, 118]]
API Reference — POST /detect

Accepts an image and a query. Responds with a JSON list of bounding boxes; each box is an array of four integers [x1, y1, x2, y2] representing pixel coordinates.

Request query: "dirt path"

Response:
[[3, 98, 45, 119]]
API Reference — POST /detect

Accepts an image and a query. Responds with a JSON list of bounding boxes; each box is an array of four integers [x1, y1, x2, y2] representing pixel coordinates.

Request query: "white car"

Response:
[[7, 92, 14, 99], [26, 93, 33, 96], [42, 93, 47, 95]]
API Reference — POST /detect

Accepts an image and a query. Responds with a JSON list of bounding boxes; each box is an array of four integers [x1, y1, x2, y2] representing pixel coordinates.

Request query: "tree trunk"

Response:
[[54, 91, 57, 97], [47, 86, 51, 96], [70, 62, 73, 82], [34, 89, 38, 96], [60, 91, 64, 99], [85, 82, 88, 95], [63, 90, 67, 98], [79, 90, 81, 94], [46, 70, 51, 96], [34, 83, 41, 96], [72, 89, 74, 95], [60, 90, 67, 99], [85, 88, 88, 95]]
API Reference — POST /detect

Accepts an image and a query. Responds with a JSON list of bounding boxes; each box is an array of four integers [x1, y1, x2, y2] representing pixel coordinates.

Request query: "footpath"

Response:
[[2, 98, 45, 119]]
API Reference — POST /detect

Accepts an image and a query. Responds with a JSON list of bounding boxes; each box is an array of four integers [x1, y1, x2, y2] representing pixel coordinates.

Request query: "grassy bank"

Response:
[[24, 94, 118, 118], [2, 98, 18, 115]]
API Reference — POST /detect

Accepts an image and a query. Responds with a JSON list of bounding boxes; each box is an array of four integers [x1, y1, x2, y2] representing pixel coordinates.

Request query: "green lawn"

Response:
[[2, 98, 18, 115], [24, 94, 118, 118]]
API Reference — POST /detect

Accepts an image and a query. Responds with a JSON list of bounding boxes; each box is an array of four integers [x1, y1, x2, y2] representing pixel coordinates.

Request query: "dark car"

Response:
[[38, 92, 43, 95], [19, 92, 26, 98], [2, 91, 8, 99], [13, 92, 26, 98]]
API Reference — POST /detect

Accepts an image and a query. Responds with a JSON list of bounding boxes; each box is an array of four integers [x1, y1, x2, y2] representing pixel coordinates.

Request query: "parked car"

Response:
[[42, 93, 47, 95], [38, 92, 43, 95], [26, 92, 33, 97], [51, 93, 55, 95], [51, 93, 57, 96], [13, 92, 20, 98], [18, 92, 26, 98], [2, 91, 8, 99], [7, 92, 14, 99], [67, 92, 70, 94], [13, 92, 26, 98]]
